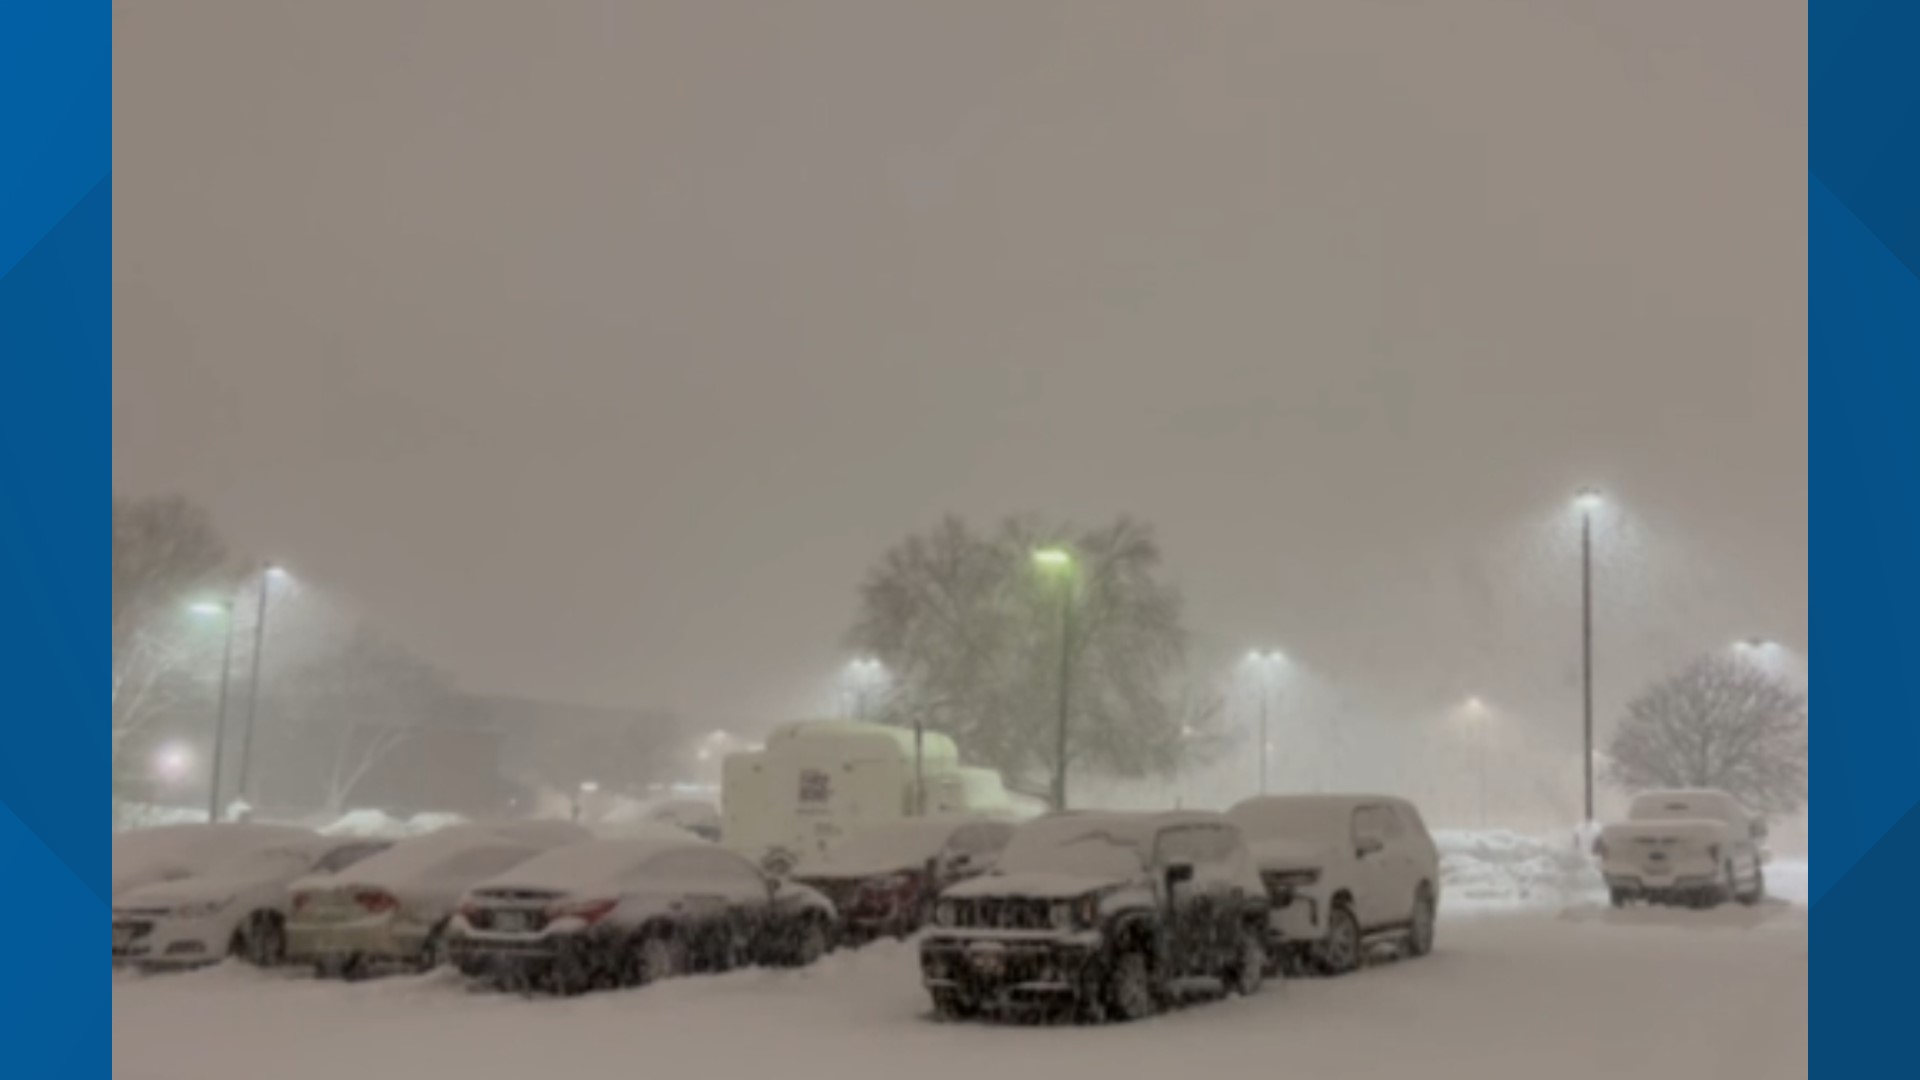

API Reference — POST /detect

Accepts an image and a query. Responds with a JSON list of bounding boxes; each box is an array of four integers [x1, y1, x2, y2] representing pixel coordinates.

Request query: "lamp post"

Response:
[[188, 600, 237, 821], [236, 563, 286, 809], [1033, 547, 1076, 811], [1247, 650, 1283, 795], [1574, 488, 1602, 825], [1462, 696, 1490, 828]]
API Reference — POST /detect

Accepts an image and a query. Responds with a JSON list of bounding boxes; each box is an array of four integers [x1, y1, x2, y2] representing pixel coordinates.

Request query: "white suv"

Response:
[[1227, 795, 1440, 975]]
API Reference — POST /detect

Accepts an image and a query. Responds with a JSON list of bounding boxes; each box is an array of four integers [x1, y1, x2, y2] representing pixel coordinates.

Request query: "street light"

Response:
[[1033, 547, 1076, 811], [187, 598, 238, 821], [1459, 696, 1492, 828], [1246, 650, 1284, 795], [152, 742, 193, 785], [1573, 488, 1602, 825], [237, 563, 287, 809]]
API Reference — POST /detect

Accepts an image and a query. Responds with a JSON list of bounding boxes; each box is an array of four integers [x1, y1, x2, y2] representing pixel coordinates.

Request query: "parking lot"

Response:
[[114, 898, 1806, 1080]]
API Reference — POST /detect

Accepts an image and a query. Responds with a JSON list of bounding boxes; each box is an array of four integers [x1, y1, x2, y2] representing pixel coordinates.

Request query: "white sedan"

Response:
[[113, 835, 390, 969]]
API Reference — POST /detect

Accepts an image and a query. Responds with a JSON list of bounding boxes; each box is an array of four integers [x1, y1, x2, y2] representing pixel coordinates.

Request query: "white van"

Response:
[[722, 721, 1020, 872]]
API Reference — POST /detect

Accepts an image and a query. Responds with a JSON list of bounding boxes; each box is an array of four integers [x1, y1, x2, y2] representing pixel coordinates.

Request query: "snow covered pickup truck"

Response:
[[919, 811, 1270, 1023], [1595, 789, 1768, 908], [1228, 795, 1440, 975]]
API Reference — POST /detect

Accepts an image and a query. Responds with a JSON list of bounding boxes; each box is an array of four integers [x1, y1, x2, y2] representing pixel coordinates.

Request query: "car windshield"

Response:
[[206, 848, 312, 880], [994, 824, 1145, 879], [1629, 794, 1737, 825]]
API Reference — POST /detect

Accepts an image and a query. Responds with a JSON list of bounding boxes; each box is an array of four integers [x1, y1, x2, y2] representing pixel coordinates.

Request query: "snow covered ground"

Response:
[[114, 894, 1806, 1080]]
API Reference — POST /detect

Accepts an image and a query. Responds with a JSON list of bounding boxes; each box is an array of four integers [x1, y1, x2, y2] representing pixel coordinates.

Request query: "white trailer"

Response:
[[722, 721, 1020, 872]]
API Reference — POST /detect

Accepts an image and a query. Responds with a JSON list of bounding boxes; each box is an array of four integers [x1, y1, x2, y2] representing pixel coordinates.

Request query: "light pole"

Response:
[[188, 600, 238, 821], [236, 563, 286, 810], [1462, 696, 1490, 828], [1575, 488, 1602, 825], [1247, 650, 1283, 794], [1034, 547, 1076, 812]]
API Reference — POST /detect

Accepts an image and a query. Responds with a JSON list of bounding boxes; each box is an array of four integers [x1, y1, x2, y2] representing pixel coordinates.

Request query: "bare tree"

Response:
[[266, 623, 451, 816], [111, 495, 238, 802], [1605, 653, 1808, 814], [851, 515, 1220, 806]]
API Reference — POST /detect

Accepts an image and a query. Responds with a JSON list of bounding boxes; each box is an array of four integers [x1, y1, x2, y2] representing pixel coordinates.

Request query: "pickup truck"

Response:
[[1594, 789, 1768, 908]]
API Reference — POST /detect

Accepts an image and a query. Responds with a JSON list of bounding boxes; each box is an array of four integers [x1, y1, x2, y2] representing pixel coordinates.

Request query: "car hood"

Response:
[[941, 871, 1125, 901], [115, 877, 243, 908], [1247, 838, 1334, 872]]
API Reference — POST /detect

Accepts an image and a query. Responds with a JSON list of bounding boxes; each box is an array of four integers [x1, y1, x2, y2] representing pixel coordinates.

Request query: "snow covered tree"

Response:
[[850, 515, 1222, 807], [112, 494, 239, 809], [1605, 653, 1808, 814]]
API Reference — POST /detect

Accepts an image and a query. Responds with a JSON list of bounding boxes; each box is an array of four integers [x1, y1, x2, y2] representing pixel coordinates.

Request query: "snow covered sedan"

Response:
[[919, 811, 1270, 1023], [112, 835, 392, 969], [448, 831, 837, 994], [286, 820, 591, 978], [112, 823, 319, 899], [1594, 789, 1768, 908], [791, 817, 1013, 943], [1227, 794, 1440, 975]]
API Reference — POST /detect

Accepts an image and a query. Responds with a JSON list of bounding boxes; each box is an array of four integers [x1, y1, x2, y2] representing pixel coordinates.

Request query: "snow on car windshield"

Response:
[[995, 823, 1145, 879], [206, 847, 315, 881], [1628, 792, 1740, 825], [1228, 797, 1355, 843]]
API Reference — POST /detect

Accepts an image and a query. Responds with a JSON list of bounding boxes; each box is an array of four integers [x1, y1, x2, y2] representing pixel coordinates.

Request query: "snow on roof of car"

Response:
[[473, 827, 723, 893], [761, 720, 959, 762], [1228, 794, 1407, 838], [1627, 790, 1749, 821], [792, 817, 997, 878], [319, 821, 592, 890], [112, 823, 318, 896]]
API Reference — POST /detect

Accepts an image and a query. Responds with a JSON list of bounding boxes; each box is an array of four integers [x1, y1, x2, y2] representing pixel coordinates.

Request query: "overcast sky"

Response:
[[113, 0, 1805, 736]]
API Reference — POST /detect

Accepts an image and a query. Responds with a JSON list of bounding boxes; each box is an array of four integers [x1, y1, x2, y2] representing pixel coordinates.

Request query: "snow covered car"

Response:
[[286, 820, 591, 977], [791, 817, 1014, 942], [112, 835, 392, 969], [1227, 794, 1440, 975], [112, 823, 318, 899], [1594, 789, 1768, 908], [449, 831, 837, 993], [919, 811, 1270, 1022]]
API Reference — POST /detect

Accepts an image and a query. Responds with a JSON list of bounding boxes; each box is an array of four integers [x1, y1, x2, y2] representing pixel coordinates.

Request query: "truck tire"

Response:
[[931, 988, 979, 1021], [1738, 862, 1766, 906], [1406, 886, 1436, 958], [1228, 927, 1267, 996], [1315, 900, 1362, 975], [1105, 950, 1160, 1022]]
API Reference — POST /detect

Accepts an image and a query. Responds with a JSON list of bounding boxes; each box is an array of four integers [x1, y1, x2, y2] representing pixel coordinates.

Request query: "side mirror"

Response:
[[1164, 863, 1195, 891], [1356, 836, 1384, 858]]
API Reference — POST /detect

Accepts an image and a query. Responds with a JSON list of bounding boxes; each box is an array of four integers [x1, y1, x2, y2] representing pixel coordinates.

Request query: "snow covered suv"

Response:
[[919, 811, 1270, 1023], [1228, 795, 1440, 975], [1595, 789, 1767, 908]]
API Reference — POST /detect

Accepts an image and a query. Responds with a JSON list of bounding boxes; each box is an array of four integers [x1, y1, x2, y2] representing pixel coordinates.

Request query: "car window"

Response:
[[315, 842, 391, 873], [646, 849, 765, 894], [1352, 806, 1392, 848], [1153, 825, 1236, 868], [1392, 804, 1430, 845], [438, 845, 537, 880]]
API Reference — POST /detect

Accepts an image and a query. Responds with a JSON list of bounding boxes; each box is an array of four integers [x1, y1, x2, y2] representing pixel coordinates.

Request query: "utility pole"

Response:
[[205, 601, 237, 821], [1579, 491, 1598, 825], [1033, 548, 1075, 812], [236, 565, 279, 808]]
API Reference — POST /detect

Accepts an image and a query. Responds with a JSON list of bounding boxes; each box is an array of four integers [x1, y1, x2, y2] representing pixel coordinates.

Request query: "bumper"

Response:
[[449, 930, 600, 984], [286, 916, 431, 966], [112, 915, 230, 968], [920, 934, 1100, 1007], [1605, 873, 1725, 902], [1265, 891, 1323, 945]]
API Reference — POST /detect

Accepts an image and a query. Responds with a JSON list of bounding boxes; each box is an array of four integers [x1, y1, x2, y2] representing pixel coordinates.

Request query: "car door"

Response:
[[1349, 806, 1395, 928]]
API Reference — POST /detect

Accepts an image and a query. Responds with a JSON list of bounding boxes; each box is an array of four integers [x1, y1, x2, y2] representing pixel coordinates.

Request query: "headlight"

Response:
[[173, 898, 230, 919], [934, 900, 957, 926], [1075, 895, 1100, 928]]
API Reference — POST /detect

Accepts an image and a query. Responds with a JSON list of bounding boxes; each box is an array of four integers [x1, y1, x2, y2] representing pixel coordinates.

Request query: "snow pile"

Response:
[[1434, 828, 1605, 909], [319, 810, 470, 839], [114, 803, 210, 832]]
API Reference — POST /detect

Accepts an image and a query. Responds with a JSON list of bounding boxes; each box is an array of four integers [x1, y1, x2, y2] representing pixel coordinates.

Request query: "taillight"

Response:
[[354, 890, 399, 914], [547, 898, 618, 925]]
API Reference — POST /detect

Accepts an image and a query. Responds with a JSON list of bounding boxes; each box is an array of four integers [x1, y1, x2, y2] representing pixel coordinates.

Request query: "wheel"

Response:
[[1738, 861, 1766, 906], [233, 914, 287, 968], [1227, 928, 1266, 995], [417, 922, 450, 972], [788, 917, 831, 967], [1405, 887, 1436, 958], [930, 988, 980, 1021], [1608, 888, 1630, 909], [1315, 901, 1362, 975], [632, 932, 684, 987], [1104, 950, 1160, 1022]]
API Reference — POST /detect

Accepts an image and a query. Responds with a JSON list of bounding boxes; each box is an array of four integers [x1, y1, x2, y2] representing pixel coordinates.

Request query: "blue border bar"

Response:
[[1811, 0, 1920, 1073], [0, 1, 109, 1070]]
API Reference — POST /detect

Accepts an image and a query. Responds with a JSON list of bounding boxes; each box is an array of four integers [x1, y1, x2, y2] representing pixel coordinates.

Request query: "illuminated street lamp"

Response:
[[1033, 547, 1077, 810], [1459, 696, 1492, 828], [152, 742, 194, 786]]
